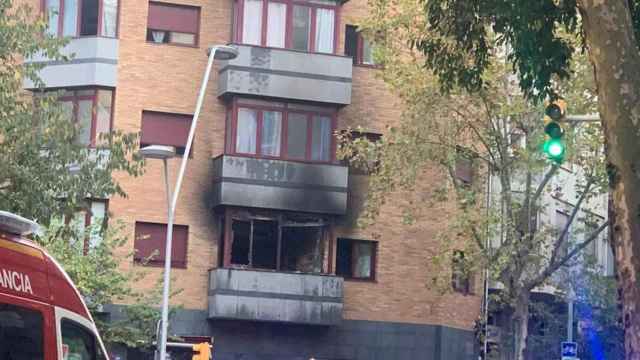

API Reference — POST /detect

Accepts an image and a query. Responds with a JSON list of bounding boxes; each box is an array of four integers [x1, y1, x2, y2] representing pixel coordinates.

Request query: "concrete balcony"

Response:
[[24, 37, 118, 89], [208, 268, 343, 325], [217, 44, 352, 105], [211, 155, 348, 215]]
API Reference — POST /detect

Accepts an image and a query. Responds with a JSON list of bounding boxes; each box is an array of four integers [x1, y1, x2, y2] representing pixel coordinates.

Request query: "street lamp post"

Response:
[[140, 44, 238, 360]]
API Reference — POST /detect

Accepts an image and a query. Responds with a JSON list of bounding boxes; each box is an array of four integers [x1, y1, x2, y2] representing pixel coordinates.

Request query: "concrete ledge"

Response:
[[24, 37, 118, 89], [218, 44, 352, 105]]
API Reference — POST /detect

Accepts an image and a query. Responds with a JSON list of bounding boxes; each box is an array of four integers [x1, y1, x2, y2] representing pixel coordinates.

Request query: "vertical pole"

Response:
[[158, 47, 218, 360], [568, 298, 574, 342], [158, 158, 173, 360]]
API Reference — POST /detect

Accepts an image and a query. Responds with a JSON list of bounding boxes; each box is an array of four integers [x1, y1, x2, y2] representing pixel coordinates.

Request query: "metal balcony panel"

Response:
[[208, 268, 343, 325], [218, 44, 352, 105], [212, 155, 348, 215], [24, 37, 118, 89]]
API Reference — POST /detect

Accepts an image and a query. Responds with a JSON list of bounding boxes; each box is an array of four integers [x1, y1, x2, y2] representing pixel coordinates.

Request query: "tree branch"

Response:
[[526, 220, 609, 291], [530, 164, 560, 206], [548, 177, 595, 268]]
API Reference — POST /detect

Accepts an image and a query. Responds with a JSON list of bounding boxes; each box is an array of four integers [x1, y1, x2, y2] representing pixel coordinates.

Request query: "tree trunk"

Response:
[[512, 292, 530, 360], [577, 1, 640, 358]]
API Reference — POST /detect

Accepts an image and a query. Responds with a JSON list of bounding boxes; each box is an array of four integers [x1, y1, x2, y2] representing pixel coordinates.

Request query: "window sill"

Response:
[[230, 42, 349, 58], [222, 152, 342, 166], [355, 63, 382, 70], [145, 41, 199, 49], [133, 260, 187, 269], [342, 277, 377, 283], [221, 265, 336, 277]]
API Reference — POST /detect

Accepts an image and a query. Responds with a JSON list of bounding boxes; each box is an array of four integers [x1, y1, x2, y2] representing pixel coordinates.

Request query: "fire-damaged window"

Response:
[[336, 238, 377, 281], [225, 211, 328, 273]]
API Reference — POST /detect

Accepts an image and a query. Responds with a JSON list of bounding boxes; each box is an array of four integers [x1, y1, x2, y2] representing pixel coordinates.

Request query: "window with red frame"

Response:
[[66, 199, 108, 253], [336, 238, 377, 281], [146, 2, 200, 46], [140, 111, 192, 156], [345, 24, 378, 66], [236, 0, 337, 53], [58, 89, 113, 147], [45, 0, 118, 37], [228, 100, 336, 162], [134, 221, 188, 268]]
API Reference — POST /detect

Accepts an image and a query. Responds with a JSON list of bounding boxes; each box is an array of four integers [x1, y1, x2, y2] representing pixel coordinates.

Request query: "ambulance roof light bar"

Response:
[[0, 211, 40, 236]]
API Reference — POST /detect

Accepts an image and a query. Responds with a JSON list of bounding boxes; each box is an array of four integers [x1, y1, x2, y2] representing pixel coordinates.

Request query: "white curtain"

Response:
[[236, 108, 257, 154], [62, 0, 78, 37], [101, 0, 118, 37], [311, 116, 331, 161], [152, 30, 166, 43], [46, 0, 60, 35], [266, 2, 286, 48], [261, 111, 282, 156], [243, 0, 263, 45], [88, 201, 106, 249], [314, 8, 335, 53], [353, 243, 372, 278]]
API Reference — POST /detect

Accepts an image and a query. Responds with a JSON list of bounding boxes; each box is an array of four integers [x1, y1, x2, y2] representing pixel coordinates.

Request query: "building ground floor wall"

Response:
[[106, 306, 477, 360]]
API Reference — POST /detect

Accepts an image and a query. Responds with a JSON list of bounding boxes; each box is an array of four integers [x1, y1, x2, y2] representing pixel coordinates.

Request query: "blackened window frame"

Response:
[[146, 1, 201, 47], [43, 0, 120, 38], [336, 238, 377, 282], [58, 87, 115, 148], [233, 0, 340, 54], [226, 98, 338, 164], [221, 208, 330, 274]]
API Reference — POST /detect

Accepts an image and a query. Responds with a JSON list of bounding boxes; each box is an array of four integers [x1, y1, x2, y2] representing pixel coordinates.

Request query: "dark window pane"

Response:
[[336, 238, 353, 277], [251, 220, 278, 269], [62, 320, 97, 360], [292, 6, 310, 51], [231, 220, 250, 265], [286, 113, 307, 159], [344, 24, 358, 62], [0, 303, 44, 359], [281, 226, 323, 273], [311, 115, 331, 161], [80, 0, 99, 36]]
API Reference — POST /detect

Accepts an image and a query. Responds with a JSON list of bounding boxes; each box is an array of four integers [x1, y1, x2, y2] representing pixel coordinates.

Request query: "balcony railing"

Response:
[[211, 155, 348, 215], [24, 37, 118, 89], [208, 268, 343, 325], [217, 44, 352, 105]]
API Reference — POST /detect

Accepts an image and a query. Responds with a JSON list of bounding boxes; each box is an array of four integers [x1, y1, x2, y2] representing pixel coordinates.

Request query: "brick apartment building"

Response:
[[24, 0, 482, 358]]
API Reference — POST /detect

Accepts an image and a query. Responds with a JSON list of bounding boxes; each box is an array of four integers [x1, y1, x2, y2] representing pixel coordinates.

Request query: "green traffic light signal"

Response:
[[543, 138, 565, 163]]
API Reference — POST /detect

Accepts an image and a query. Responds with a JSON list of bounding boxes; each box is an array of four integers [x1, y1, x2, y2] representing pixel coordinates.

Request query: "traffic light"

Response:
[[192, 342, 211, 360], [542, 98, 567, 163]]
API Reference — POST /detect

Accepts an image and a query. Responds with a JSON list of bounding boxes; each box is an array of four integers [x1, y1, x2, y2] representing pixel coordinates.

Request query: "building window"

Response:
[[140, 111, 192, 155], [68, 200, 108, 252], [45, 0, 118, 38], [555, 210, 570, 259], [235, 0, 337, 53], [227, 99, 337, 163], [451, 250, 470, 294], [58, 89, 114, 147], [342, 130, 382, 175], [134, 222, 188, 268], [344, 25, 378, 66], [455, 149, 474, 184], [336, 238, 377, 281], [146, 2, 200, 46], [224, 210, 328, 273]]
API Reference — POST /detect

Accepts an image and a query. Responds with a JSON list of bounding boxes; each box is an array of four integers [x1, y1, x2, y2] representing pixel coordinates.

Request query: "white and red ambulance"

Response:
[[0, 210, 109, 360]]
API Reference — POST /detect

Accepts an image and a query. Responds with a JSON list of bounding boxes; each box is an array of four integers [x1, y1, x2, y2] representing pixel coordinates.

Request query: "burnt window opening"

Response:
[[336, 238, 377, 281], [451, 250, 470, 294], [228, 214, 327, 273]]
